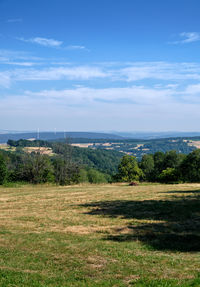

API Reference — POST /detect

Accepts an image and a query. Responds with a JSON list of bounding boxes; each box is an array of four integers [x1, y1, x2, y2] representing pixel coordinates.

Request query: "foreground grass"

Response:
[[0, 183, 199, 286]]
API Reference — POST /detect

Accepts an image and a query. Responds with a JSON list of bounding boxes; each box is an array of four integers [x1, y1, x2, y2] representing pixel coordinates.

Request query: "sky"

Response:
[[1, 0, 200, 132]]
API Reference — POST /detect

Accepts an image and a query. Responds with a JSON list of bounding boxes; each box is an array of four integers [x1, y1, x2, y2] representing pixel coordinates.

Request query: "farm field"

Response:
[[0, 183, 199, 286]]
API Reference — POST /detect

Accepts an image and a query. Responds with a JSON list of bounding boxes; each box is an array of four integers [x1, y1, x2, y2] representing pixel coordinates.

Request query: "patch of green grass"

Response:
[[0, 183, 199, 286]]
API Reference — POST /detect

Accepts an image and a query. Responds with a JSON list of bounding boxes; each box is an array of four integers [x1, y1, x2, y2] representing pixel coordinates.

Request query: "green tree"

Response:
[[0, 154, 7, 184], [153, 151, 165, 180], [163, 150, 185, 170], [14, 153, 54, 184], [78, 169, 89, 183], [30, 153, 54, 183], [87, 169, 107, 184], [179, 149, 200, 182], [53, 156, 80, 185], [140, 154, 154, 181], [158, 167, 179, 183], [116, 155, 143, 182]]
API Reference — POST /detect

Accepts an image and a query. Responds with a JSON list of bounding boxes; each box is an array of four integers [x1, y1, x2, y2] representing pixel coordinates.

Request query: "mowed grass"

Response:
[[0, 183, 199, 286]]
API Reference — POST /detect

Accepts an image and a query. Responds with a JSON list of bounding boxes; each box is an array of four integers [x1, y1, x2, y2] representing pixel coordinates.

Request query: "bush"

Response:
[[87, 169, 108, 184], [158, 168, 179, 183], [78, 169, 89, 183]]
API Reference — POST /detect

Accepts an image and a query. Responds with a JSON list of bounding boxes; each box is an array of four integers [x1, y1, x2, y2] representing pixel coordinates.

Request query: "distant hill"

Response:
[[113, 131, 200, 139], [0, 131, 124, 143]]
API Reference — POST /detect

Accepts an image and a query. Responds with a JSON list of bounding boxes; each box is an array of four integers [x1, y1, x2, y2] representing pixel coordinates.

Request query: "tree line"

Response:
[[116, 150, 200, 183], [0, 141, 113, 185], [1, 140, 200, 185]]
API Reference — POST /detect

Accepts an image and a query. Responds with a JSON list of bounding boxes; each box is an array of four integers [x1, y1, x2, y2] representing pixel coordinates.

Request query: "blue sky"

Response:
[[1, 0, 200, 132]]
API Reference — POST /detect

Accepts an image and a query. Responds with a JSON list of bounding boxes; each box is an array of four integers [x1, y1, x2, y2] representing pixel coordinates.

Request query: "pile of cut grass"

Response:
[[0, 183, 199, 286]]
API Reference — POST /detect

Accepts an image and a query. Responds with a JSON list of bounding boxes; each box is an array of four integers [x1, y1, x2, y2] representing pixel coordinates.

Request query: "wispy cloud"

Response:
[[0, 72, 11, 88], [17, 37, 63, 47], [13, 66, 107, 81], [0, 85, 185, 131], [4, 62, 36, 67], [0, 49, 42, 67], [184, 83, 200, 94], [2, 60, 200, 87], [66, 45, 89, 51], [0, 66, 107, 87], [24, 86, 174, 105], [170, 32, 200, 44], [6, 18, 22, 23], [2, 83, 200, 131], [117, 62, 200, 81], [17, 37, 89, 51], [0, 49, 42, 61]]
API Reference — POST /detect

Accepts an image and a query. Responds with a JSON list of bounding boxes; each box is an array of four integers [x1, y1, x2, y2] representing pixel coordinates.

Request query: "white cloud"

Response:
[[66, 45, 89, 51], [0, 50, 41, 67], [17, 37, 63, 47], [0, 49, 42, 62], [2, 60, 200, 88], [4, 61, 36, 67], [1, 84, 199, 131], [0, 65, 107, 87], [2, 84, 200, 131], [12, 66, 107, 81], [184, 83, 200, 94], [0, 72, 11, 88], [170, 32, 200, 44], [180, 32, 200, 43], [24, 85, 175, 106], [118, 62, 200, 81], [17, 37, 89, 50]]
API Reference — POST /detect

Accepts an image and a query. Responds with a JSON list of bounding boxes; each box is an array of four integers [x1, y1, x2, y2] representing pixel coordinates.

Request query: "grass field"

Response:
[[0, 183, 199, 286]]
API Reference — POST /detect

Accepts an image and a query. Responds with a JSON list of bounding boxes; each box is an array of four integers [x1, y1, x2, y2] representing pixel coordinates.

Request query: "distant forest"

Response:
[[7, 135, 197, 159]]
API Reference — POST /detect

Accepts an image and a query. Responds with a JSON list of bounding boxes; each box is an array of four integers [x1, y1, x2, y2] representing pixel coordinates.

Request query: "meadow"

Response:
[[0, 183, 199, 286]]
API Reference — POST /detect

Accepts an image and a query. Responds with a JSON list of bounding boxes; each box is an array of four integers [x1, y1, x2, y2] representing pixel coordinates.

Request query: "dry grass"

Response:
[[23, 147, 53, 155], [0, 144, 16, 152], [0, 183, 199, 286], [71, 143, 94, 148], [188, 140, 200, 148]]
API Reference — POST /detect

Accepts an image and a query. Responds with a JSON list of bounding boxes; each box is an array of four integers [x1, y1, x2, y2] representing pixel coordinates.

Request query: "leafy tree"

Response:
[[158, 168, 179, 183], [53, 156, 80, 185], [0, 154, 7, 184], [153, 152, 165, 180], [30, 153, 54, 183], [163, 150, 185, 170], [116, 155, 143, 182], [179, 149, 200, 182], [78, 169, 89, 183], [140, 154, 154, 181], [11, 153, 54, 184], [87, 169, 108, 184]]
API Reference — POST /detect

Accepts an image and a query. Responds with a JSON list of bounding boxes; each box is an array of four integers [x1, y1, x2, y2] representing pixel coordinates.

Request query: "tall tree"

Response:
[[140, 154, 154, 181], [116, 155, 143, 182], [180, 149, 200, 182], [0, 154, 7, 184]]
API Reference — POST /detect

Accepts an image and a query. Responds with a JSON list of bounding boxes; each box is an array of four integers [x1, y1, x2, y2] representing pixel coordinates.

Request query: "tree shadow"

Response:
[[80, 192, 200, 252]]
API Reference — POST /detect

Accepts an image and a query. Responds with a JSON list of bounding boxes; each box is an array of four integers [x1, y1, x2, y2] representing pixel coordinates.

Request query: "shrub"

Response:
[[87, 169, 108, 184], [158, 168, 179, 183]]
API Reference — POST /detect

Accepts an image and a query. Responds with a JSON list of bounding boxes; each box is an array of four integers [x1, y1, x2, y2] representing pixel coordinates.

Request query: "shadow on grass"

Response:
[[80, 192, 200, 252], [162, 189, 200, 194]]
